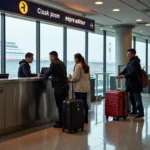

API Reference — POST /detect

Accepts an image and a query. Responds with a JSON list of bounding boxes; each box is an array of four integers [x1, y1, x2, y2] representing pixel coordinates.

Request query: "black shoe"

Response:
[[135, 114, 144, 118], [53, 124, 62, 128], [84, 119, 88, 124], [129, 111, 137, 115]]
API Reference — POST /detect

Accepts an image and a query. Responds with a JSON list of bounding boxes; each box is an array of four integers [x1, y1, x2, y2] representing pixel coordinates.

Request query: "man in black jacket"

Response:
[[18, 52, 37, 77], [117, 49, 144, 118], [39, 51, 68, 128]]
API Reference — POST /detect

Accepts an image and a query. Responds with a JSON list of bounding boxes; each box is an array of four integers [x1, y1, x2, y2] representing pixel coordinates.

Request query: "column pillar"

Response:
[[114, 25, 134, 75], [1, 13, 6, 74]]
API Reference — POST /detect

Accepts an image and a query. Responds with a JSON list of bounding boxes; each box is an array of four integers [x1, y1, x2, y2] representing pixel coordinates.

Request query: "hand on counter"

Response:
[[68, 79, 73, 83]]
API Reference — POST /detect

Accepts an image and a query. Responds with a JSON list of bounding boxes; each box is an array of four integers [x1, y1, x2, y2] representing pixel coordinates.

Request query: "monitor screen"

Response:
[[40, 67, 49, 75], [0, 74, 9, 79]]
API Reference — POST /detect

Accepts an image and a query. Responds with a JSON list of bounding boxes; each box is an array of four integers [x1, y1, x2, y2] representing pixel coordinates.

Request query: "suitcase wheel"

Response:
[[106, 116, 109, 120], [116, 117, 119, 121], [124, 117, 126, 120], [74, 129, 78, 132], [113, 117, 119, 121], [62, 128, 65, 132], [81, 128, 84, 132]]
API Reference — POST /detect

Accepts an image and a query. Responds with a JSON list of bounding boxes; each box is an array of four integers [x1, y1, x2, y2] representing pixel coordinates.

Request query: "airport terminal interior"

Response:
[[0, 0, 150, 150]]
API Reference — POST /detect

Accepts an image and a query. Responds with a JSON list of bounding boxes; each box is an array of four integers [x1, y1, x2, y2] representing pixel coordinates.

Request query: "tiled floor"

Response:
[[0, 94, 150, 150]]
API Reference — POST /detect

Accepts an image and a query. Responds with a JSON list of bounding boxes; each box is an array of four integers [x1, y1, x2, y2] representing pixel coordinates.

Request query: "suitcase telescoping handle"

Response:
[[116, 78, 125, 91], [67, 81, 74, 100], [71, 82, 74, 99]]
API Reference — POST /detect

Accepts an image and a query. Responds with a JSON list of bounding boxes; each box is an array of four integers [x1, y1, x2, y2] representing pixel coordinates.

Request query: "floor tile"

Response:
[[0, 94, 150, 150]]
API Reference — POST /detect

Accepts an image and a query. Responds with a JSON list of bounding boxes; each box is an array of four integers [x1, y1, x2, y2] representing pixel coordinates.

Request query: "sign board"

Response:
[[0, 0, 95, 32]]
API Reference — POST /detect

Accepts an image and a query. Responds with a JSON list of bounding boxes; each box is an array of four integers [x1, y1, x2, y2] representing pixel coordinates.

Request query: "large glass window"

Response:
[[89, 33, 104, 96], [148, 43, 150, 74], [40, 23, 63, 69], [106, 35, 116, 73], [67, 29, 85, 75], [88, 33, 103, 76], [6, 16, 36, 78], [136, 40, 146, 68], [132, 40, 134, 48], [106, 35, 116, 93]]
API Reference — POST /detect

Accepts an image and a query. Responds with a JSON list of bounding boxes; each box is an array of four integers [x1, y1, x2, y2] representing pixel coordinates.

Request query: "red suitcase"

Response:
[[105, 90, 127, 121]]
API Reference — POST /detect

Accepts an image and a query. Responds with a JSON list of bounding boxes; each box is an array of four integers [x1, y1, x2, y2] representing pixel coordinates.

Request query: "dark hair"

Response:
[[25, 52, 33, 59], [74, 53, 89, 74], [49, 51, 58, 58], [127, 49, 136, 54]]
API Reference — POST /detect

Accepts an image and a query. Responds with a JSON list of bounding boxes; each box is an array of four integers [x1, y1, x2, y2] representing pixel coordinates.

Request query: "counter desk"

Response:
[[0, 77, 91, 136], [0, 77, 58, 136]]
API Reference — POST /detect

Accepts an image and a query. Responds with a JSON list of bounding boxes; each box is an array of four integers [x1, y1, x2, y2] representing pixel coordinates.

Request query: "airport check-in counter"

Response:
[[0, 77, 91, 136], [0, 77, 58, 136]]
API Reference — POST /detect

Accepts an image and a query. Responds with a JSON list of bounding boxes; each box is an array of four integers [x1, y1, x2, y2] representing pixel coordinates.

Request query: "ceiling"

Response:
[[36, 0, 150, 39]]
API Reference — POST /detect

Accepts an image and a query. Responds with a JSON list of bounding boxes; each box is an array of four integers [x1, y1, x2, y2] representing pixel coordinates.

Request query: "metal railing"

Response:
[[95, 72, 114, 97]]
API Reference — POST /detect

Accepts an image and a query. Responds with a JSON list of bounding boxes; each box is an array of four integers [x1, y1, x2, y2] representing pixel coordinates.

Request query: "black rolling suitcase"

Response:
[[62, 84, 84, 133], [62, 100, 84, 133]]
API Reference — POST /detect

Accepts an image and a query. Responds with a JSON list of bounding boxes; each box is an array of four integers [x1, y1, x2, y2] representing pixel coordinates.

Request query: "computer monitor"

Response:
[[0, 74, 9, 79], [40, 67, 49, 75]]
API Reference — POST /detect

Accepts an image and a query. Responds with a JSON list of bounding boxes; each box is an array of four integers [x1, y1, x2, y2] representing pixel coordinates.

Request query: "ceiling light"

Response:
[[136, 19, 142, 22], [95, 1, 103, 5], [146, 24, 150, 26], [113, 9, 120, 12]]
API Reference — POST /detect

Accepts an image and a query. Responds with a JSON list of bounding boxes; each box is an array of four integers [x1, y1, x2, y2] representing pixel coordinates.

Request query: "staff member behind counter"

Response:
[[38, 51, 68, 128], [18, 52, 37, 77]]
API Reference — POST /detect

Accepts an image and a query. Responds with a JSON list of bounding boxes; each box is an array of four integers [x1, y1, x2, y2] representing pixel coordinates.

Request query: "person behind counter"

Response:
[[18, 52, 37, 77], [70, 53, 90, 124], [38, 51, 68, 128]]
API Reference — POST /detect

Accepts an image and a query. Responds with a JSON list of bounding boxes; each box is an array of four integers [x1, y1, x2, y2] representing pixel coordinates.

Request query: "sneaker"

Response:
[[135, 114, 144, 118], [53, 124, 62, 128], [129, 111, 137, 115]]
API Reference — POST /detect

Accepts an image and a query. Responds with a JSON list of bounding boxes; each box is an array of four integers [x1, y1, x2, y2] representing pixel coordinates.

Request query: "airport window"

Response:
[[88, 33, 103, 76], [136, 40, 146, 68], [132, 40, 134, 48], [40, 23, 63, 69], [106, 35, 116, 73], [89, 33, 104, 96], [6, 16, 36, 78], [67, 28, 85, 75], [148, 43, 150, 74]]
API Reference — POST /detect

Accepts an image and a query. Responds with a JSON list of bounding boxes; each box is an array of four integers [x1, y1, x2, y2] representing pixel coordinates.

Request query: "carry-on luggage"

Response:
[[62, 83, 84, 133], [105, 79, 128, 121]]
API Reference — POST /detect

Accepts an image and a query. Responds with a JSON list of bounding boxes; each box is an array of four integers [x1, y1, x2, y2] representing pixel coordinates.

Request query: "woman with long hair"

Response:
[[71, 53, 90, 123]]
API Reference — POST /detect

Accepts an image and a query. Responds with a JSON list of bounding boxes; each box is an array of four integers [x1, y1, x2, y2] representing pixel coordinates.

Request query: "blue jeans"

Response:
[[129, 92, 144, 114], [75, 92, 89, 121]]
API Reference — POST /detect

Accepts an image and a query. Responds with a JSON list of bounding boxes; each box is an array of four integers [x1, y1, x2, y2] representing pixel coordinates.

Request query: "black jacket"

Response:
[[41, 59, 68, 88], [18, 59, 37, 77], [119, 56, 143, 92]]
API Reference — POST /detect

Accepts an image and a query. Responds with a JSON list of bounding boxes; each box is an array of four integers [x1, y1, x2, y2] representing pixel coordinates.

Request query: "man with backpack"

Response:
[[117, 49, 145, 118]]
